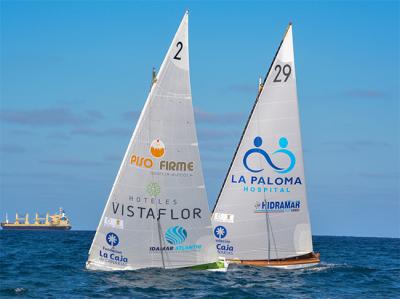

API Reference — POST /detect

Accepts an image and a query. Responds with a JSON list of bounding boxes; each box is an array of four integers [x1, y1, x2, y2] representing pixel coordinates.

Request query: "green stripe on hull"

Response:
[[188, 260, 226, 270]]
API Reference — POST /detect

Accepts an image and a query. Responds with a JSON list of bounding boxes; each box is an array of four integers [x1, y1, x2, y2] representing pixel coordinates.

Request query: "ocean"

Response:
[[0, 231, 399, 298]]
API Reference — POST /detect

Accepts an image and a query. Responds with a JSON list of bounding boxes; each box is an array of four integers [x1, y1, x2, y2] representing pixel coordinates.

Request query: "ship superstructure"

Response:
[[1, 208, 71, 230]]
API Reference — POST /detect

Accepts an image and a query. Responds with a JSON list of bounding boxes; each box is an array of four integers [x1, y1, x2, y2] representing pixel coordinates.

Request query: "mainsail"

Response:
[[212, 24, 315, 262], [87, 12, 220, 270]]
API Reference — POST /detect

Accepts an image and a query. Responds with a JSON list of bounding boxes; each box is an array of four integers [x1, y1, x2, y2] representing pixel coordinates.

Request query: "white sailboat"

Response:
[[211, 23, 320, 269], [86, 11, 225, 271]]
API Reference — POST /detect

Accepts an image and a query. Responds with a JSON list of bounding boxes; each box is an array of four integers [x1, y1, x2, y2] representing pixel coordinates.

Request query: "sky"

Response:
[[0, 0, 399, 237]]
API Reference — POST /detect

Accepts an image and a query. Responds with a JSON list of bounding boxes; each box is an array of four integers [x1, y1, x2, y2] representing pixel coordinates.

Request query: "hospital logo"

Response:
[[243, 136, 296, 174]]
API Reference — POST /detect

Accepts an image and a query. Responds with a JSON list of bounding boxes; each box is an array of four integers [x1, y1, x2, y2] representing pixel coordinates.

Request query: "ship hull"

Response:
[[1, 225, 71, 231], [227, 252, 320, 269]]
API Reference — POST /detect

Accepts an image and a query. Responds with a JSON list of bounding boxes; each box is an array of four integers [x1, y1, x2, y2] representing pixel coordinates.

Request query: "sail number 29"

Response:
[[273, 64, 291, 82]]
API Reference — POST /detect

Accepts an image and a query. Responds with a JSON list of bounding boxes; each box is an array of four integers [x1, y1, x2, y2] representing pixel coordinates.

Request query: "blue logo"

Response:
[[165, 226, 187, 245], [214, 226, 227, 239], [106, 232, 119, 247], [243, 136, 296, 174]]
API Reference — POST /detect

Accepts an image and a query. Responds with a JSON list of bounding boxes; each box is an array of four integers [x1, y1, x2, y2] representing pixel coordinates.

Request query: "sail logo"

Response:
[[104, 217, 124, 230], [214, 226, 227, 239], [99, 232, 128, 265], [130, 138, 194, 173], [214, 225, 234, 255], [254, 200, 300, 213], [165, 225, 187, 245], [150, 139, 165, 158], [149, 225, 202, 252], [146, 182, 161, 197], [106, 232, 119, 247], [243, 136, 296, 174]]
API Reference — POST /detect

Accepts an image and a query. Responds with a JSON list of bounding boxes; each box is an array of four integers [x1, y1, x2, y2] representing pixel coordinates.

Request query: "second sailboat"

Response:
[[212, 23, 320, 269]]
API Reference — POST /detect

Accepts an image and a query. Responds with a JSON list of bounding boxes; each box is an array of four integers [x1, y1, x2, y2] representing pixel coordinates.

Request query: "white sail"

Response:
[[87, 12, 219, 270], [212, 24, 314, 261]]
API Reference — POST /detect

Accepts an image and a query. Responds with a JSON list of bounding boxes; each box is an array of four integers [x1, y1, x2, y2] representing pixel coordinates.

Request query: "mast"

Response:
[[212, 23, 293, 212]]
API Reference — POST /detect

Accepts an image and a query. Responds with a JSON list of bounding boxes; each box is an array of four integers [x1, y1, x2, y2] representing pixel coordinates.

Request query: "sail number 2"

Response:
[[173, 41, 183, 60], [273, 64, 291, 82]]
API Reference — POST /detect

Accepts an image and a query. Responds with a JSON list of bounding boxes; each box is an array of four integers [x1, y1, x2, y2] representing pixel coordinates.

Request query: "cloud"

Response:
[[8, 129, 32, 136], [228, 83, 258, 94], [197, 128, 239, 140], [0, 144, 26, 154], [194, 108, 245, 125], [104, 154, 122, 162], [321, 140, 393, 151], [359, 172, 399, 179], [342, 89, 390, 99], [200, 139, 237, 152], [40, 158, 104, 167], [85, 110, 104, 119], [0, 108, 102, 127], [0, 171, 102, 183], [47, 132, 70, 140], [122, 111, 140, 121], [70, 127, 131, 137]]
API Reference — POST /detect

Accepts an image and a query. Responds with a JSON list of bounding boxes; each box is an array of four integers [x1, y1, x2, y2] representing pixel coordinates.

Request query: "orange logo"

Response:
[[150, 139, 165, 158]]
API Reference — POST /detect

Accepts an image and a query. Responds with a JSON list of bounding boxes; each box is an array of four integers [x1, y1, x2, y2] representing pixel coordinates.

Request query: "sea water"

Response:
[[0, 231, 399, 298]]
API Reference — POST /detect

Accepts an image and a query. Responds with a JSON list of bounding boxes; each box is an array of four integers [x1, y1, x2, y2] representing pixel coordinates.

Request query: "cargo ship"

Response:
[[1, 208, 71, 230]]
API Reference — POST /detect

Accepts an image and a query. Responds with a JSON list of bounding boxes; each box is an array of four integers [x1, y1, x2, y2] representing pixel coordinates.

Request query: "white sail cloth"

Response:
[[212, 25, 314, 261], [87, 12, 219, 271]]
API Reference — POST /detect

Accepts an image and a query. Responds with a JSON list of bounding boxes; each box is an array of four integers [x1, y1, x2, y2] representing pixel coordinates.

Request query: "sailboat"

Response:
[[211, 23, 320, 269], [86, 11, 226, 271]]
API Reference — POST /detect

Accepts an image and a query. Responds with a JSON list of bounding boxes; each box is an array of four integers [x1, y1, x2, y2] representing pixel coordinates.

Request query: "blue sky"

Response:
[[0, 1, 398, 237]]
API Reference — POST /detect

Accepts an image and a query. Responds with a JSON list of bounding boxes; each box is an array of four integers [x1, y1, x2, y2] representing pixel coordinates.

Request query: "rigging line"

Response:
[[212, 22, 292, 213], [267, 209, 279, 260], [149, 76, 166, 269]]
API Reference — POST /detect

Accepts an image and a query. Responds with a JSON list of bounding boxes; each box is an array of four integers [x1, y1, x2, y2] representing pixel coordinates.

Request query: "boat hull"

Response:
[[1, 225, 71, 231], [228, 252, 320, 269]]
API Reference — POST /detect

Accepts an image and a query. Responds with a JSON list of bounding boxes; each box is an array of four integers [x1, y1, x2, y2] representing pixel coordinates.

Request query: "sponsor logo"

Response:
[[150, 139, 165, 158], [130, 138, 194, 174], [255, 200, 300, 213], [243, 136, 296, 174], [99, 232, 128, 265], [231, 136, 302, 193], [111, 181, 203, 221], [165, 226, 187, 245], [213, 213, 234, 223], [214, 225, 227, 239], [149, 225, 202, 252], [112, 202, 202, 220], [214, 226, 234, 255], [146, 182, 161, 197], [104, 217, 124, 229], [106, 232, 119, 247]]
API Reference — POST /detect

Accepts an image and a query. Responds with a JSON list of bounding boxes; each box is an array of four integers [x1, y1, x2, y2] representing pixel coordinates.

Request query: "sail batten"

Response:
[[87, 12, 219, 271], [212, 24, 315, 261]]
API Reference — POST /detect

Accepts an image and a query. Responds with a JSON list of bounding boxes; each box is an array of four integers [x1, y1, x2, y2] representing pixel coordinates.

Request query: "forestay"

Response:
[[212, 24, 314, 261], [87, 12, 219, 270]]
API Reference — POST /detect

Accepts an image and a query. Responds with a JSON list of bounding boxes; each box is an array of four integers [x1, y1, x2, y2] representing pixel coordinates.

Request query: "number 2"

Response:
[[273, 64, 291, 82], [173, 42, 183, 60]]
